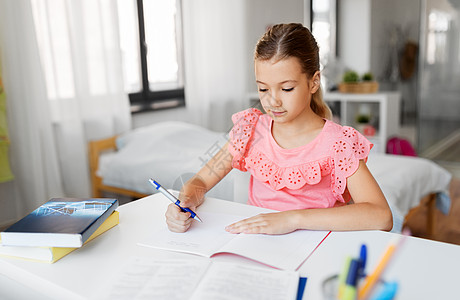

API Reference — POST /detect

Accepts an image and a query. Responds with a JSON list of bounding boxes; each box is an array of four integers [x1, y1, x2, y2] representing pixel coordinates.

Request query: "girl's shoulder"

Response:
[[231, 108, 264, 126], [229, 108, 266, 171], [323, 120, 372, 157]]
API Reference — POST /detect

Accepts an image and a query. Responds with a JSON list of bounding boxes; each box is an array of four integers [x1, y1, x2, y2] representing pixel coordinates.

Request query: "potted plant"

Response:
[[355, 114, 375, 136], [338, 71, 379, 93], [356, 114, 370, 124]]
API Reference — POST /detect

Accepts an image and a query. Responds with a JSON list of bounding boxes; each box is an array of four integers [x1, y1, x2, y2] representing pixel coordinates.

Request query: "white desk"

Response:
[[1, 194, 460, 299]]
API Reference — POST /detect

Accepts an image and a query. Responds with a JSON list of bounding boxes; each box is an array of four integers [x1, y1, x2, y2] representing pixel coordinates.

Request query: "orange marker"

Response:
[[358, 232, 407, 299]]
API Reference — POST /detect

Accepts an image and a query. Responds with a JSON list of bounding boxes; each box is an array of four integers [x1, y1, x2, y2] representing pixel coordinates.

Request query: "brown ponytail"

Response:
[[254, 23, 332, 120]]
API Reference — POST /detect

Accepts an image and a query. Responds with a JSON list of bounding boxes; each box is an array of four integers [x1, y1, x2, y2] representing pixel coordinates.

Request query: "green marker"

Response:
[[338, 256, 352, 298]]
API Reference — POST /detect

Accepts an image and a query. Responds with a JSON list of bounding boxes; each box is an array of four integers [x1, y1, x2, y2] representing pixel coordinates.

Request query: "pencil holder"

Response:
[[321, 273, 388, 300]]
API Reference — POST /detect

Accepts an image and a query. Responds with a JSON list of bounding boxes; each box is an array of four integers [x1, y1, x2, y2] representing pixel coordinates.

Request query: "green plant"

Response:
[[356, 114, 370, 123], [342, 71, 359, 83], [362, 72, 374, 81]]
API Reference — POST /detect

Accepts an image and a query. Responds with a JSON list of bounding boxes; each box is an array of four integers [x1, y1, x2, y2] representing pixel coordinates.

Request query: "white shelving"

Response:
[[323, 92, 401, 153]]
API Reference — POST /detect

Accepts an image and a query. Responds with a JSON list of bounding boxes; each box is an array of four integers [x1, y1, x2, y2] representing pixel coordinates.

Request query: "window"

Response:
[[118, 0, 185, 112], [426, 11, 450, 65], [310, 0, 338, 91], [310, 0, 337, 69], [31, 0, 185, 113]]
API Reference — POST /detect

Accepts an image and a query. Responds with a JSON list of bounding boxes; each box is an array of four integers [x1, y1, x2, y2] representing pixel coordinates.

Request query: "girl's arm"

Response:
[[165, 141, 234, 232], [225, 160, 393, 234]]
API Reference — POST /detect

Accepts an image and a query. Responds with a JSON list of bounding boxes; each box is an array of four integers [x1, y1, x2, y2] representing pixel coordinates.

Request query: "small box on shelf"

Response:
[[338, 81, 379, 94]]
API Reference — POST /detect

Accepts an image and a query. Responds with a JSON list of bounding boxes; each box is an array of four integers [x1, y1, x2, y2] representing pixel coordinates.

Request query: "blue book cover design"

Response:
[[3, 198, 118, 247]]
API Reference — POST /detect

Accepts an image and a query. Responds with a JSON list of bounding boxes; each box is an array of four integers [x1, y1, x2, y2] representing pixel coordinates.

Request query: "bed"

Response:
[[89, 121, 452, 234]]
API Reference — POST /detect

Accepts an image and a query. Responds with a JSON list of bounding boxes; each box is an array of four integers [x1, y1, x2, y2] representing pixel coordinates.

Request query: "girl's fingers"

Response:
[[225, 212, 296, 235], [225, 215, 268, 234], [165, 203, 193, 232]]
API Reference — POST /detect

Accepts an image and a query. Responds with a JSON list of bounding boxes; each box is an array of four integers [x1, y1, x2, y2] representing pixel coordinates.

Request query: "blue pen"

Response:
[[149, 179, 203, 222], [359, 244, 367, 277], [342, 258, 360, 300]]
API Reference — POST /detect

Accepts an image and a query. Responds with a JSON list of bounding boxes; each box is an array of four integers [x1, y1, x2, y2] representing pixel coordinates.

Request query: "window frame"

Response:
[[310, 0, 339, 57], [129, 0, 185, 113]]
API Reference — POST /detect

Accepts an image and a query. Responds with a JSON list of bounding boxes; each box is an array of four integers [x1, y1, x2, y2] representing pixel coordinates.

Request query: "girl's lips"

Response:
[[271, 111, 286, 117]]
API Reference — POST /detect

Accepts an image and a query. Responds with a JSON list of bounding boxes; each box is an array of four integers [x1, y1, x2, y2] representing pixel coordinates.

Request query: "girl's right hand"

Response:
[[164, 179, 206, 232], [165, 202, 195, 233], [165, 143, 233, 232]]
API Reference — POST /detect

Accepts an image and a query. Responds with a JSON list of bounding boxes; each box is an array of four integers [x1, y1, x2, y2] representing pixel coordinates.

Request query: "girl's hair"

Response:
[[254, 23, 332, 120]]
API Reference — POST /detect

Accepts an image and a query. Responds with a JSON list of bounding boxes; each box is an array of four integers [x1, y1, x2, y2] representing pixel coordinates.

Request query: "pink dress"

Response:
[[228, 108, 373, 211]]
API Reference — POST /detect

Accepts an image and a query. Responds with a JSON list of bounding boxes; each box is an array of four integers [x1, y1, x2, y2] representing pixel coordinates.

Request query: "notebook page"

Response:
[[138, 212, 244, 257], [216, 229, 330, 270], [98, 257, 210, 300], [97, 258, 299, 300], [191, 261, 299, 300]]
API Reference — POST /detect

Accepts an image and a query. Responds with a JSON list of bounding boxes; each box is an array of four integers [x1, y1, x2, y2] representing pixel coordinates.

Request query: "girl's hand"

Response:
[[164, 178, 206, 233], [164, 142, 234, 233], [165, 203, 195, 233], [225, 211, 299, 235]]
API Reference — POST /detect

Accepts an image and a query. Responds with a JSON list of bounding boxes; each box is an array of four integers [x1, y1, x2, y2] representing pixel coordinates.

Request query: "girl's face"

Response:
[[255, 57, 320, 124]]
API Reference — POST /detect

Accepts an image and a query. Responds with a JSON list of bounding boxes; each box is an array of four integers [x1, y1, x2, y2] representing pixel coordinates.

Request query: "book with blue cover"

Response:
[[0, 198, 118, 247], [0, 211, 119, 263]]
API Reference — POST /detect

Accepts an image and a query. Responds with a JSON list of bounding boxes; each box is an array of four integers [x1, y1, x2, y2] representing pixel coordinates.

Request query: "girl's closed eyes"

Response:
[[258, 87, 294, 92]]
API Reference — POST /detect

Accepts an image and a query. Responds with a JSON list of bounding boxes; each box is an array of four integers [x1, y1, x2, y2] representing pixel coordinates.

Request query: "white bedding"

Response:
[[366, 153, 451, 232], [98, 122, 452, 233], [98, 121, 238, 200]]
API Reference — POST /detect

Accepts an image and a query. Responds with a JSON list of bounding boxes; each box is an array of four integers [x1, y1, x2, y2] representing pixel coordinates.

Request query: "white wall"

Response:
[[338, 0, 421, 118], [244, 0, 306, 94]]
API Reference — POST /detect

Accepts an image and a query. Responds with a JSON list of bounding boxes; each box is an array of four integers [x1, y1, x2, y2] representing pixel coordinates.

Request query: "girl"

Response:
[[166, 23, 393, 234]]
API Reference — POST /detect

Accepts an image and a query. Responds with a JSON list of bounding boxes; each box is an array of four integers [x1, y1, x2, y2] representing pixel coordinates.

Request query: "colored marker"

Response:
[[359, 244, 367, 277], [149, 179, 202, 222], [338, 256, 352, 299], [358, 234, 407, 299], [342, 258, 360, 300]]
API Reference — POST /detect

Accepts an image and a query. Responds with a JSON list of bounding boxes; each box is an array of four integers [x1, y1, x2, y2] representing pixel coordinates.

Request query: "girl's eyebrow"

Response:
[[256, 80, 298, 84]]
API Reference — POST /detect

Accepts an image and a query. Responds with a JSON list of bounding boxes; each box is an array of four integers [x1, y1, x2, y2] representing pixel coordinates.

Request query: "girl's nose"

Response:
[[267, 91, 282, 107]]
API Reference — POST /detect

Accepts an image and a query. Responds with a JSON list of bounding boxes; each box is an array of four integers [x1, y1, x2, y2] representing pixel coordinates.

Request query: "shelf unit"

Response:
[[323, 92, 401, 153]]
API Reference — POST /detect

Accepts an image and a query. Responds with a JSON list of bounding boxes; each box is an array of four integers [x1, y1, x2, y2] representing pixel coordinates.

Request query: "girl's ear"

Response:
[[311, 71, 321, 94]]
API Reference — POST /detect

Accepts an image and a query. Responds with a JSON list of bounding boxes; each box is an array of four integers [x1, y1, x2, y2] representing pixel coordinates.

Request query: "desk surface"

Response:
[[1, 194, 460, 299]]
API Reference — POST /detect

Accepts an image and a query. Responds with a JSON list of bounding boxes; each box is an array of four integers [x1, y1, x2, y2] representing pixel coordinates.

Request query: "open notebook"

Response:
[[138, 211, 330, 270], [97, 257, 302, 300]]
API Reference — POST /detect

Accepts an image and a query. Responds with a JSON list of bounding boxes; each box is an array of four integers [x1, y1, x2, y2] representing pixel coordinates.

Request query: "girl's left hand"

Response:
[[225, 211, 299, 235]]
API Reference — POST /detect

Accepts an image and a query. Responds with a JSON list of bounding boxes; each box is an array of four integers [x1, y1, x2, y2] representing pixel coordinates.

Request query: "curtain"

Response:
[[0, 62, 14, 183], [182, 0, 247, 132], [0, 0, 131, 222], [0, 0, 64, 219], [30, 0, 131, 198]]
